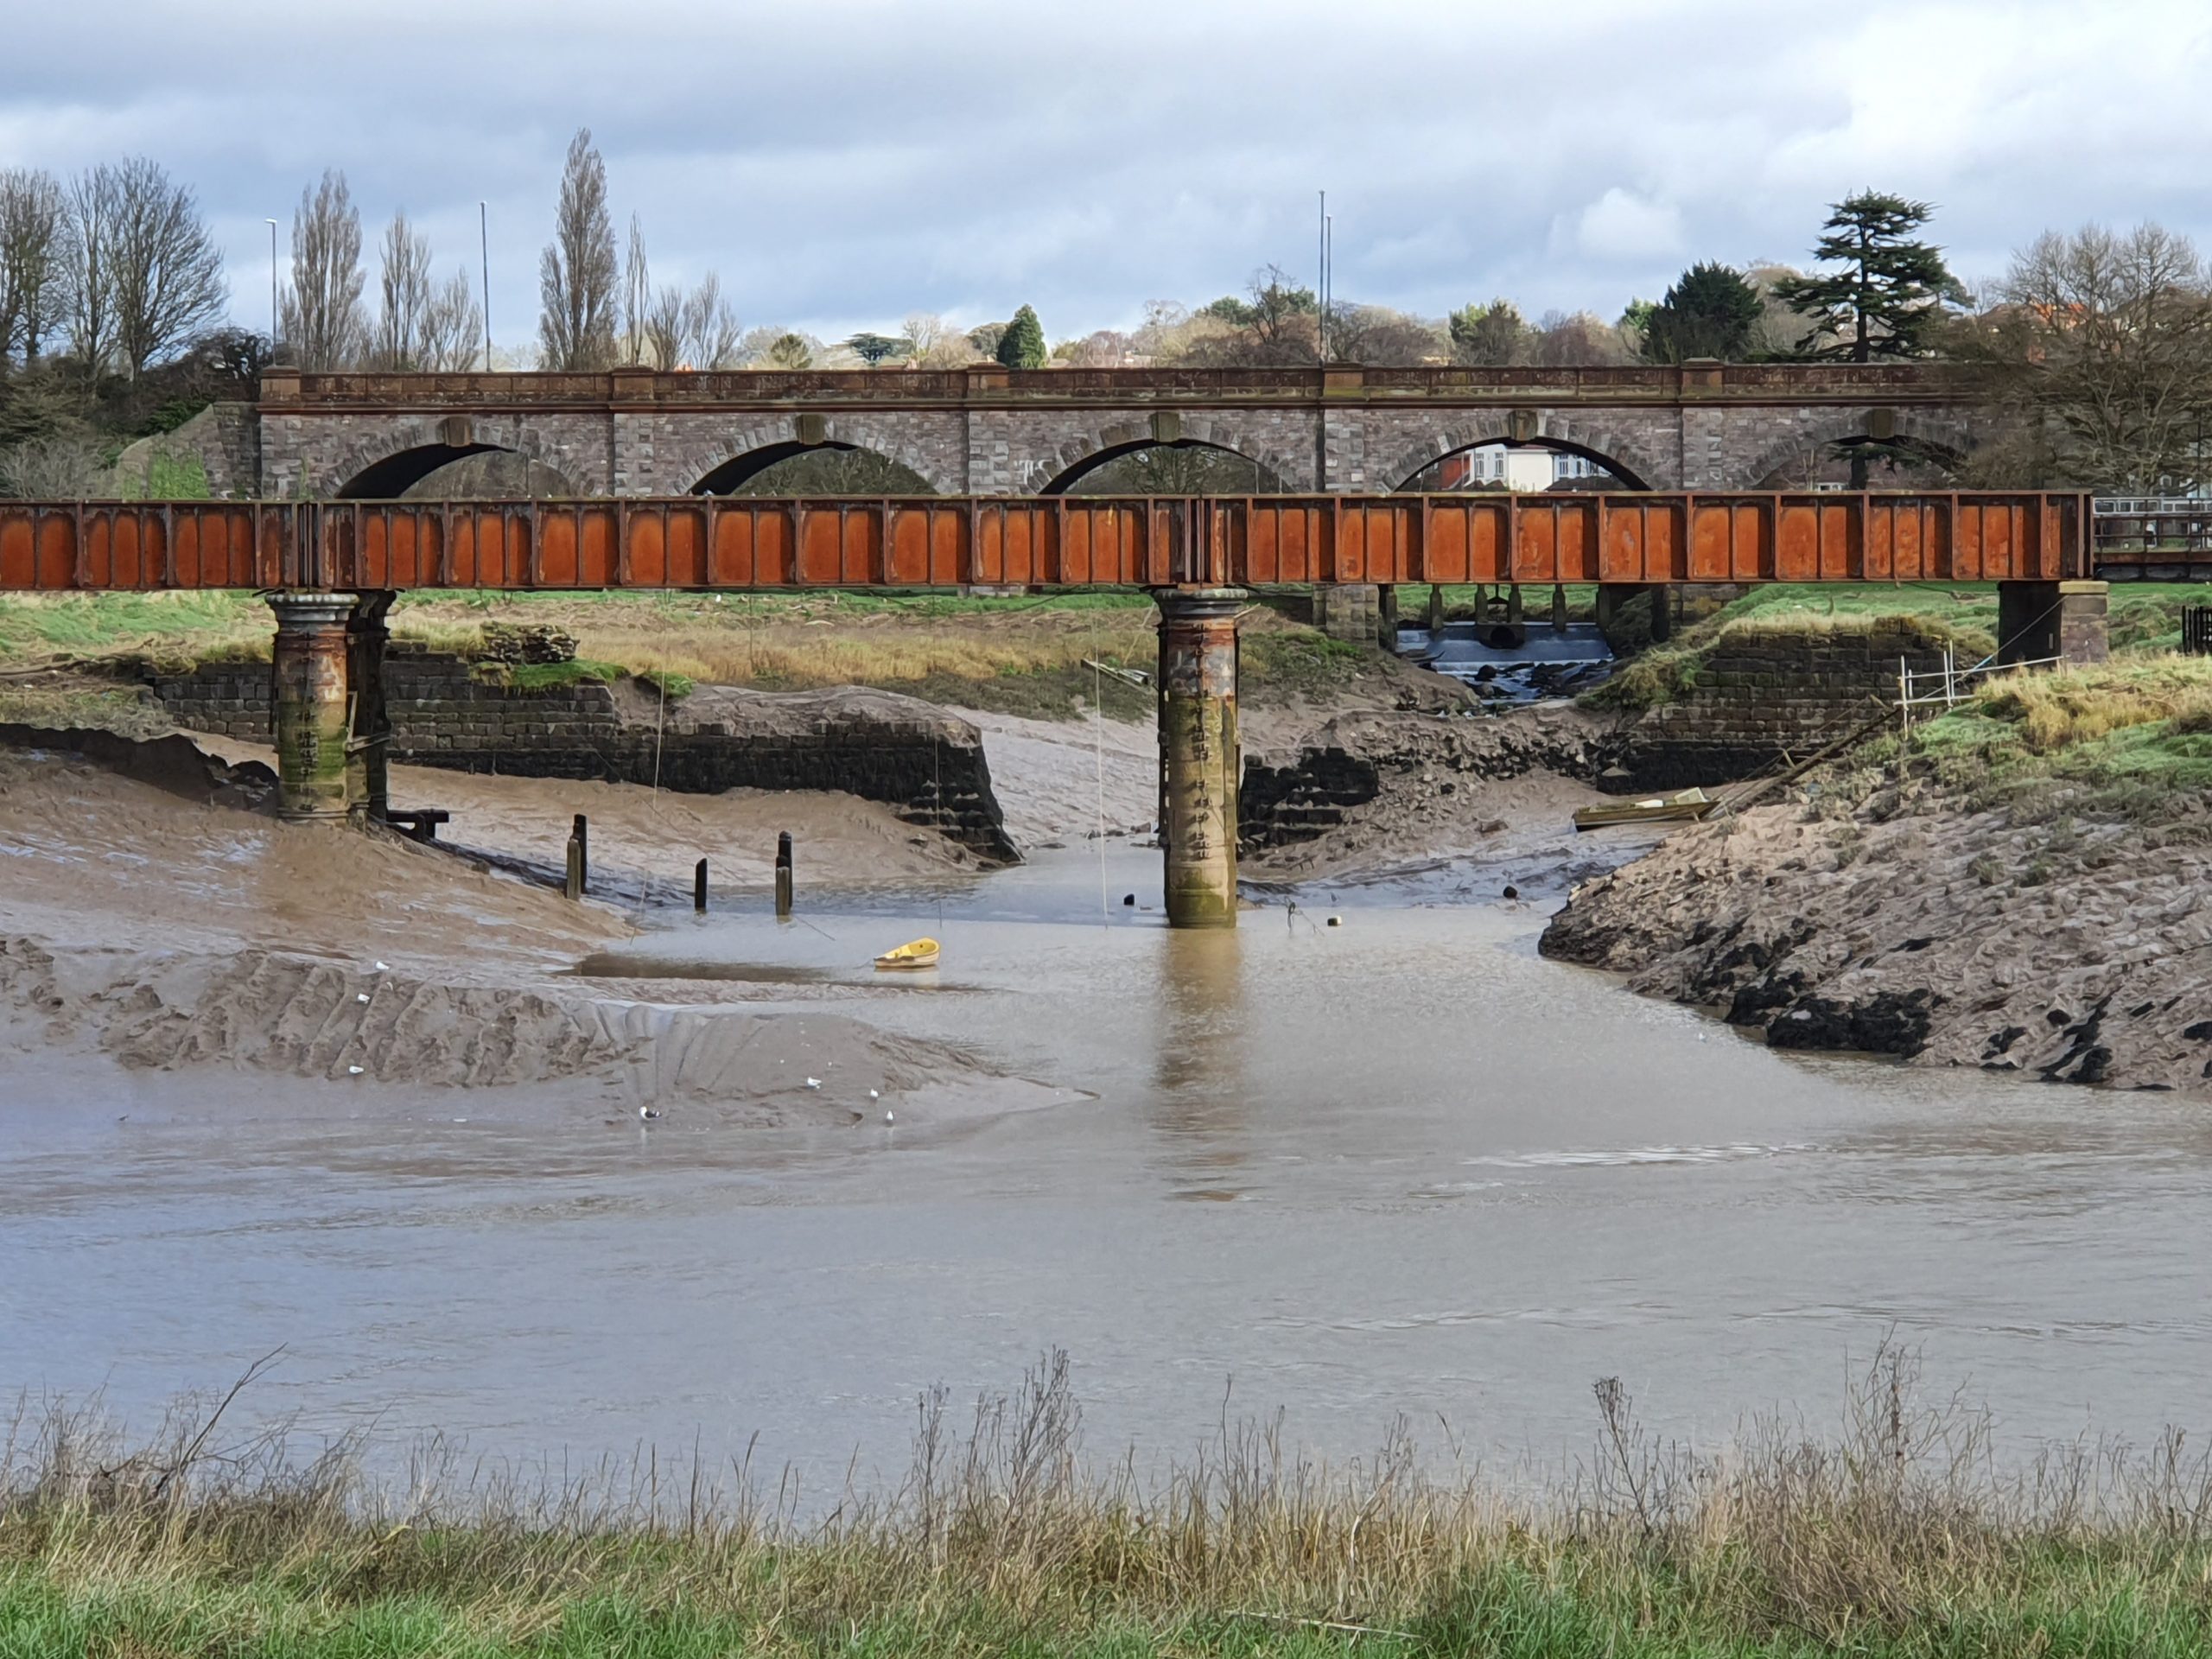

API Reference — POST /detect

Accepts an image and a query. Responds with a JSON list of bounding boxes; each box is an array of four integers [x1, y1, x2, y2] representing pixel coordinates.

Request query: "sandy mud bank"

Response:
[[0, 742, 1066, 1123]]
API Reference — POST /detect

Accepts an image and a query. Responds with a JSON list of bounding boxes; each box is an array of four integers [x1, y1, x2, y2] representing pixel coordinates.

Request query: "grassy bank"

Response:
[[0, 589, 1382, 724], [1897, 656, 2212, 819], [7, 1353, 2212, 1657]]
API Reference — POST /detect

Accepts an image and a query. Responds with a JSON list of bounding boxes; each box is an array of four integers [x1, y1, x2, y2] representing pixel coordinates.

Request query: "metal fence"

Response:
[[2091, 496, 2212, 577]]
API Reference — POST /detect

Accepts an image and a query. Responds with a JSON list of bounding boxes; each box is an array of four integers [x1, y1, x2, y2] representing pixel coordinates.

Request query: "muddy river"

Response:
[[6, 843, 2210, 1485]]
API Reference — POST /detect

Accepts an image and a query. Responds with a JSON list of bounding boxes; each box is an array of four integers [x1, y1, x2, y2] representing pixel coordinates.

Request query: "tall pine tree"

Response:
[[995, 303, 1046, 369], [1638, 262, 1762, 362], [1772, 192, 1961, 361]]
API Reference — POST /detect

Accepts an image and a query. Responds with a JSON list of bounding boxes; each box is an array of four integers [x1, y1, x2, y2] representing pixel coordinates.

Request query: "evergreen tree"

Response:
[[844, 331, 907, 365], [995, 303, 1046, 369], [1638, 262, 1763, 362], [1772, 192, 1961, 361], [1446, 300, 1528, 365]]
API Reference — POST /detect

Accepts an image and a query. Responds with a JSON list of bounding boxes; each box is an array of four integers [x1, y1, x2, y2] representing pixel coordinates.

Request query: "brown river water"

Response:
[[6, 841, 2211, 1486]]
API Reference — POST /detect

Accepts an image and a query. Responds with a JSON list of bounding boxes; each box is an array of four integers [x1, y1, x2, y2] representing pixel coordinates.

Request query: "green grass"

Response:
[[8, 1350, 2212, 1659], [0, 592, 265, 665], [1900, 656, 2212, 816]]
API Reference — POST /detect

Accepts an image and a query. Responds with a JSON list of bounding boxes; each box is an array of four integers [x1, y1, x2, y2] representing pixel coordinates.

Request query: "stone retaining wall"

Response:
[[149, 647, 1016, 863], [1613, 623, 1955, 791]]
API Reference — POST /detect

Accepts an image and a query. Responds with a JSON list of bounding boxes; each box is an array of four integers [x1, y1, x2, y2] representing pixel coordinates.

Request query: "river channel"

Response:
[[6, 842, 2210, 1491]]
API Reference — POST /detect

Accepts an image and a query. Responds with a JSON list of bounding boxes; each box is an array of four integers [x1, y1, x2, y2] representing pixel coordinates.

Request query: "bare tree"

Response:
[[1061, 328, 1130, 367], [58, 166, 120, 374], [679, 272, 740, 368], [419, 268, 484, 371], [0, 168, 67, 363], [1173, 265, 1321, 366], [620, 213, 650, 366], [89, 158, 226, 380], [537, 128, 617, 371], [279, 171, 366, 371], [0, 434, 112, 497], [1963, 223, 2212, 490], [371, 210, 433, 369], [901, 310, 947, 359], [1325, 303, 1442, 366], [1531, 309, 1635, 366], [640, 282, 683, 369]]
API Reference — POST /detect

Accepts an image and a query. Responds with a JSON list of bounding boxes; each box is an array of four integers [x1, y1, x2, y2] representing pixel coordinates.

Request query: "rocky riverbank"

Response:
[[1541, 779, 2212, 1092]]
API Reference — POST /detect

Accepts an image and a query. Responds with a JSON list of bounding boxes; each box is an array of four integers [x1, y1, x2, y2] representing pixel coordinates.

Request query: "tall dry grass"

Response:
[[6, 1345, 2212, 1654], [1973, 658, 2212, 750], [385, 595, 1166, 694]]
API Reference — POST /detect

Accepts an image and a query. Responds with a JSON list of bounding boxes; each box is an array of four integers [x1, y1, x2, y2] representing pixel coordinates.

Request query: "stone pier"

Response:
[[1998, 580, 2110, 665], [1154, 589, 1243, 928], [265, 593, 356, 821], [345, 591, 394, 822]]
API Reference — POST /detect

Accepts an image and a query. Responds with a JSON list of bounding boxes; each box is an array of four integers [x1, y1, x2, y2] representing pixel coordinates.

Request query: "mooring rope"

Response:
[[1094, 660, 1109, 927]]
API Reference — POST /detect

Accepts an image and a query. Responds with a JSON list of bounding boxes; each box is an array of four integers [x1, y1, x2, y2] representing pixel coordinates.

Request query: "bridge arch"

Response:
[[1379, 416, 1667, 494], [1044, 437, 1293, 496], [1739, 410, 1973, 490], [669, 416, 960, 496], [321, 417, 584, 499], [1029, 415, 1309, 496]]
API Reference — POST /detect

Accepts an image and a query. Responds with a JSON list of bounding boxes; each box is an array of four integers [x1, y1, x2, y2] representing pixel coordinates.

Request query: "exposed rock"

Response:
[[1541, 787, 2212, 1092]]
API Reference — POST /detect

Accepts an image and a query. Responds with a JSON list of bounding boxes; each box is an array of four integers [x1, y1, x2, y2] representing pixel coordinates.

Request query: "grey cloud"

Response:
[[4, 0, 2209, 349]]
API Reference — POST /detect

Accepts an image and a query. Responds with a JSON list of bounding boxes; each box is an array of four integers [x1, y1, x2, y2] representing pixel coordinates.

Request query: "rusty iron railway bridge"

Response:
[[0, 491, 2091, 594], [0, 490, 2106, 928]]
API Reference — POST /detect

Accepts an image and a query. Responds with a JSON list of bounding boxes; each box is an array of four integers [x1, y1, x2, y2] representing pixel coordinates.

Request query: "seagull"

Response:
[[804, 1077, 822, 1090], [372, 961, 390, 973], [356, 993, 370, 1004], [884, 1110, 894, 1123], [868, 1089, 880, 1100], [639, 1105, 662, 1122], [346, 1065, 364, 1076]]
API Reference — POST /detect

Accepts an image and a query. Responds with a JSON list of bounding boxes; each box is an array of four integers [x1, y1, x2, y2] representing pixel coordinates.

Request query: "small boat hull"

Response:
[[1573, 788, 1719, 831], [874, 937, 941, 970]]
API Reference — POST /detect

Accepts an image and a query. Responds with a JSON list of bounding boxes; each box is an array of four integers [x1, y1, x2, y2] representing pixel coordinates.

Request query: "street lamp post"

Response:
[[480, 202, 493, 371], [264, 219, 280, 356]]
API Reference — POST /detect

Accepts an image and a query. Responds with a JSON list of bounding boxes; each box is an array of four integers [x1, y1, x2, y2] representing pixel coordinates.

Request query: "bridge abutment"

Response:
[[1997, 581, 2110, 666], [1154, 589, 1243, 928], [266, 593, 357, 821]]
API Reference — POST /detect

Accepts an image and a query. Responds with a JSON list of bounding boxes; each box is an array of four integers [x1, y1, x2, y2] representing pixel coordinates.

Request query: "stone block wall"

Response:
[[1238, 747, 1381, 851], [148, 649, 1016, 863], [1613, 623, 1954, 791]]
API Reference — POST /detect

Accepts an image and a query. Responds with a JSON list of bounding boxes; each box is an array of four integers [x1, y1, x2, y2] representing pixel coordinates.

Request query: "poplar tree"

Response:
[[995, 303, 1046, 369], [1773, 192, 1961, 361], [537, 128, 618, 371], [282, 171, 368, 371]]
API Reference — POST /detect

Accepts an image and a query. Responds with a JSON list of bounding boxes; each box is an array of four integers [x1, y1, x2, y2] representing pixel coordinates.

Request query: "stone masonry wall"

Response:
[[149, 648, 1017, 863], [1613, 623, 1955, 791], [244, 376, 1985, 500]]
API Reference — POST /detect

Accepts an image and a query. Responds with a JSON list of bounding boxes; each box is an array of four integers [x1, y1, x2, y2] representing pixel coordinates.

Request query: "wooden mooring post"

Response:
[[694, 858, 709, 912], [564, 813, 588, 899], [775, 832, 793, 917]]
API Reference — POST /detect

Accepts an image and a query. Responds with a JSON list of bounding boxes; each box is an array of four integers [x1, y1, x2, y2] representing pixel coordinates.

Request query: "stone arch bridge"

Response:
[[238, 363, 1986, 502]]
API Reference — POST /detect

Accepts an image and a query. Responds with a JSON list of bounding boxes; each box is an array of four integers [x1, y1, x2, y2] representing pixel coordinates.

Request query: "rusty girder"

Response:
[[0, 493, 2088, 594]]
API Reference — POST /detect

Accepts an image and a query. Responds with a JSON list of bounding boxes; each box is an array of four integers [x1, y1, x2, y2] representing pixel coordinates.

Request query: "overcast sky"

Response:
[[4, 0, 2209, 353]]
